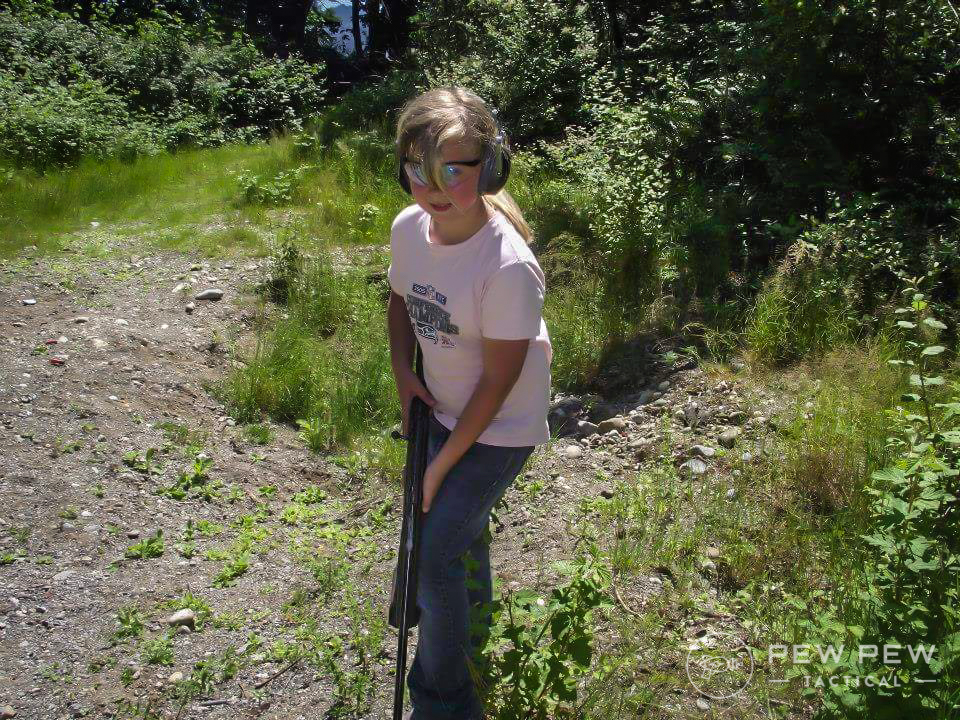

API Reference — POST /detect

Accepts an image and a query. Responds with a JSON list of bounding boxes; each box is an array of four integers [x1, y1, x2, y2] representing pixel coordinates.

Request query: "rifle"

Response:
[[388, 342, 429, 719]]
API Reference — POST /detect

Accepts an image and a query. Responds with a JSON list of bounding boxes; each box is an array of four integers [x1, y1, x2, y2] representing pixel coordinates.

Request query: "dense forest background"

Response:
[[2, 1, 960, 718], [3, 0, 959, 356]]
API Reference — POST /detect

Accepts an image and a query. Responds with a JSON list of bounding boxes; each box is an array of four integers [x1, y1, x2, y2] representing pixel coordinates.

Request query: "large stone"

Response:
[[548, 396, 584, 437], [726, 409, 747, 425], [679, 458, 708, 476], [574, 420, 599, 438], [195, 288, 224, 301], [634, 390, 657, 406], [167, 608, 196, 630], [719, 427, 742, 448], [588, 402, 620, 424], [597, 416, 628, 434], [564, 445, 583, 460]]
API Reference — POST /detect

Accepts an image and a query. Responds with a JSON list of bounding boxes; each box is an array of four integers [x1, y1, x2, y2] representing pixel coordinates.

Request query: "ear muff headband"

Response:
[[396, 109, 512, 196]]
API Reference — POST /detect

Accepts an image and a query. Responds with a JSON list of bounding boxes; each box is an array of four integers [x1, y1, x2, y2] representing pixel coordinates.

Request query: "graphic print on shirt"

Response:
[[406, 284, 458, 348], [412, 283, 447, 306]]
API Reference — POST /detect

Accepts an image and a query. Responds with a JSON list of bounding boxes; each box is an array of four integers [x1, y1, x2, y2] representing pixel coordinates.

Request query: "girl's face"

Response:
[[405, 138, 486, 220]]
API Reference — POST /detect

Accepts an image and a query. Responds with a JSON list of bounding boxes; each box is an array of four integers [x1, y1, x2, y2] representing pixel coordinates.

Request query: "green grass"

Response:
[[0, 141, 283, 257], [0, 130, 414, 259], [544, 278, 638, 393], [220, 240, 400, 461], [744, 269, 860, 367]]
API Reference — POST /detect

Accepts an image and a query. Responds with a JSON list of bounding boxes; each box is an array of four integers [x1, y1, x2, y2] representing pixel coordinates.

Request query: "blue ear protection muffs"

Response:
[[396, 109, 512, 196]]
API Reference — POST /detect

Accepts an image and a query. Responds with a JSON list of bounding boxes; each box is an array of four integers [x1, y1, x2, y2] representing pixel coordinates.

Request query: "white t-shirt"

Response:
[[387, 202, 552, 446]]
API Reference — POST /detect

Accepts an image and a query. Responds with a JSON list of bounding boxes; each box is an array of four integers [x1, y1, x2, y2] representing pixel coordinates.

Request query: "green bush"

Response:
[[308, 69, 421, 150], [0, 3, 327, 168], [412, 0, 597, 145]]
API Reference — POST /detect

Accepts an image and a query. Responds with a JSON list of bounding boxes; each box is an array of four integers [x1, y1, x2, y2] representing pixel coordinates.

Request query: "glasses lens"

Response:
[[404, 160, 473, 189], [442, 165, 466, 187], [403, 162, 427, 187]]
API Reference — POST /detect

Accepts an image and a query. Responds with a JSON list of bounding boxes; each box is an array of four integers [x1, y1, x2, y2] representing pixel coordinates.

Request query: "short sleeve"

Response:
[[387, 218, 401, 295], [479, 260, 545, 340], [387, 258, 400, 294]]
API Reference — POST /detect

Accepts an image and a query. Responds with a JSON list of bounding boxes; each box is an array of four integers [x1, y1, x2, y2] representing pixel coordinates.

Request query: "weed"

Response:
[[112, 606, 143, 641], [122, 447, 163, 478], [156, 456, 221, 501], [125, 530, 164, 560], [244, 423, 273, 445], [142, 631, 174, 666], [213, 552, 250, 588]]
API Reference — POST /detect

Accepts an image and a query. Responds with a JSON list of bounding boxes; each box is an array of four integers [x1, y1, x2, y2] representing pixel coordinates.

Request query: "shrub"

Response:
[[412, 0, 597, 145], [0, 3, 327, 168]]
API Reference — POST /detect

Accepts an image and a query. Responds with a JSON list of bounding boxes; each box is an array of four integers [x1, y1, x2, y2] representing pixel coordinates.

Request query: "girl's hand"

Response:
[[396, 366, 437, 436], [422, 459, 447, 513]]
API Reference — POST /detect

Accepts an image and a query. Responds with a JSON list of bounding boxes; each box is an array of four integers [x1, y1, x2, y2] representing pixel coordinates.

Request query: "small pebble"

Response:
[[21, 299, 36, 306]]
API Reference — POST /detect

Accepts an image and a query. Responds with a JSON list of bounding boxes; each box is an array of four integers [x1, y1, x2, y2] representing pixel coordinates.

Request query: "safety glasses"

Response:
[[402, 156, 483, 189]]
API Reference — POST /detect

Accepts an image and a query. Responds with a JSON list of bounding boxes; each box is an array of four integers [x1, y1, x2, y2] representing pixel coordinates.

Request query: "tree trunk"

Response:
[[365, 0, 386, 64], [352, 0, 364, 57], [381, 0, 415, 63]]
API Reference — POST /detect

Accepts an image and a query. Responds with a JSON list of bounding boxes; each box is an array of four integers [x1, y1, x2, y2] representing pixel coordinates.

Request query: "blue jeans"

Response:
[[407, 413, 534, 720]]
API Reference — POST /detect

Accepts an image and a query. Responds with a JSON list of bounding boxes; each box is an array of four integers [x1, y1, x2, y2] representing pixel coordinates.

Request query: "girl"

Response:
[[386, 86, 553, 720]]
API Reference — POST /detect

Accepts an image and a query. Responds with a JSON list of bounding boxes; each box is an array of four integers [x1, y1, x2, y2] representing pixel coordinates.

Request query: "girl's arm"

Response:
[[426, 337, 529, 486], [387, 290, 415, 374], [387, 290, 436, 434]]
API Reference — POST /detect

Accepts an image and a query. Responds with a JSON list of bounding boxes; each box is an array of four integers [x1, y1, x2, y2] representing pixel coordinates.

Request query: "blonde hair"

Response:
[[395, 86, 534, 245]]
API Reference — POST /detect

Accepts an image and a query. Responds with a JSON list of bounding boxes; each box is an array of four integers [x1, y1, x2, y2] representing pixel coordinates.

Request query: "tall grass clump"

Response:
[[222, 241, 398, 454], [544, 280, 636, 393], [745, 239, 862, 367], [298, 131, 407, 246], [776, 333, 905, 518]]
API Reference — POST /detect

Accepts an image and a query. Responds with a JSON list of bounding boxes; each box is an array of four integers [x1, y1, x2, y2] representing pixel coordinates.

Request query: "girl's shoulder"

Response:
[[489, 210, 540, 270], [391, 203, 423, 235]]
